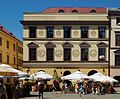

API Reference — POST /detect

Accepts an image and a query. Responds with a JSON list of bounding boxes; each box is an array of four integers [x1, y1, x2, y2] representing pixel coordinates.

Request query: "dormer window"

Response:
[[90, 10, 96, 13], [72, 10, 78, 13], [58, 9, 65, 13]]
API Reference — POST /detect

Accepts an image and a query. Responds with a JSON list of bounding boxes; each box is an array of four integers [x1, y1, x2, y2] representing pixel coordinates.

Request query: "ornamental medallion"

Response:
[[90, 50, 97, 57], [38, 50, 45, 57], [73, 50, 79, 57], [55, 50, 62, 57]]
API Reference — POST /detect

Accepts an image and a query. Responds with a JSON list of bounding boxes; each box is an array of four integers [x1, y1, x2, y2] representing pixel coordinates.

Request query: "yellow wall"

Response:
[[0, 29, 23, 70]]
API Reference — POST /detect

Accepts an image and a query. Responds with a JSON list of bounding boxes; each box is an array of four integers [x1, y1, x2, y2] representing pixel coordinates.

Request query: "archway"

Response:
[[63, 70, 71, 76], [88, 70, 98, 76], [63, 70, 71, 87]]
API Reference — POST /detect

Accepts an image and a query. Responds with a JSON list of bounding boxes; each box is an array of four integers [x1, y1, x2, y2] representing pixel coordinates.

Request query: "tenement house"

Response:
[[0, 25, 23, 70], [21, 8, 109, 77], [109, 8, 120, 82]]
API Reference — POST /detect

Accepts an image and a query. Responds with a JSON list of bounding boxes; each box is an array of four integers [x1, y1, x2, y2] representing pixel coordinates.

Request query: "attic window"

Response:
[[58, 9, 65, 13], [90, 10, 96, 13], [72, 10, 78, 13]]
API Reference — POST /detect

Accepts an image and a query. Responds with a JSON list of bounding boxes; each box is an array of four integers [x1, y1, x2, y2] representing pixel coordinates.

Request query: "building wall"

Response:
[[0, 28, 23, 70], [22, 10, 109, 75]]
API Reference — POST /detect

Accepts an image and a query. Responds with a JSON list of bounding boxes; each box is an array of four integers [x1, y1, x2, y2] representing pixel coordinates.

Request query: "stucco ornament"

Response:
[[91, 30, 96, 37], [38, 50, 45, 57], [73, 30, 79, 36], [73, 50, 79, 57], [55, 50, 62, 57], [39, 30, 44, 36], [56, 31, 61, 36], [90, 50, 97, 57]]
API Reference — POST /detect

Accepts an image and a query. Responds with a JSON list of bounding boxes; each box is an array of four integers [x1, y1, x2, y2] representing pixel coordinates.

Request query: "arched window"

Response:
[[58, 9, 65, 13], [72, 10, 78, 13], [90, 10, 96, 13]]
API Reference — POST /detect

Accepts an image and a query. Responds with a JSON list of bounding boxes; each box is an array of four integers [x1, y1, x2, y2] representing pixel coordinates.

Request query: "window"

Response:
[[47, 48, 54, 61], [64, 48, 71, 61], [0, 37, 2, 46], [81, 27, 88, 38], [98, 48, 106, 61], [81, 48, 88, 61], [64, 26, 71, 38], [98, 27, 106, 38], [14, 57, 16, 65], [29, 27, 36, 38], [116, 17, 120, 25], [115, 55, 120, 66], [0, 53, 2, 62], [115, 33, 120, 46], [90, 10, 96, 13], [58, 10, 65, 13], [46, 26, 54, 38], [29, 48, 36, 61], [13, 44, 16, 51], [7, 55, 9, 64], [72, 10, 78, 13], [6, 41, 9, 48]]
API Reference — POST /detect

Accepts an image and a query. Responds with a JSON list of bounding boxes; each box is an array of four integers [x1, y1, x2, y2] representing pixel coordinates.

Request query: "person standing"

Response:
[[38, 80, 44, 99]]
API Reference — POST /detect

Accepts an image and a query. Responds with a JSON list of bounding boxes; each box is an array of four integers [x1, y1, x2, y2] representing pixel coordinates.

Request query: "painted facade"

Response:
[[21, 8, 109, 77], [109, 9, 120, 80], [0, 25, 23, 70]]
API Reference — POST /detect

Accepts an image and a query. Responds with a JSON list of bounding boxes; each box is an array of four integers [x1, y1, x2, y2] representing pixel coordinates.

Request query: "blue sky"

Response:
[[0, 0, 120, 41]]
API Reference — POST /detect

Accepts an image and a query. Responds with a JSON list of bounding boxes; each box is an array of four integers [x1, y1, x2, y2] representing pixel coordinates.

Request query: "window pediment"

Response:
[[27, 42, 39, 48], [97, 42, 108, 47], [45, 42, 56, 48], [79, 42, 91, 47], [62, 42, 73, 48]]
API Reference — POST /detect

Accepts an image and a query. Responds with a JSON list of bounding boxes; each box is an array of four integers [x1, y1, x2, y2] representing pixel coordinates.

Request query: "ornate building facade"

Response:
[[21, 8, 109, 76], [109, 9, 120, 81], [0, 25, 23, 70]]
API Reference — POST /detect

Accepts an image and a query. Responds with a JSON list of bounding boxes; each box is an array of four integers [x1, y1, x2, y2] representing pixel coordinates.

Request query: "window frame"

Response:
[[81, 26, 89, 38], [64, 48, 71, 61], [98, 27, 106, 38], [29, 48, 37, 61], [46, 48, 54, 61], [29, 26, 37, 38], [63, 26, 71, 38], [98, 47, 106, 61], [81, 47, 88, 61], [46, 26, 54, 38], [115, 32, 120, 46]]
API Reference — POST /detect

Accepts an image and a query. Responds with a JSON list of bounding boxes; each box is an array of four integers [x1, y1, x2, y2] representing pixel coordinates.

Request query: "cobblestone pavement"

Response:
[[20, 91, 120, 99]]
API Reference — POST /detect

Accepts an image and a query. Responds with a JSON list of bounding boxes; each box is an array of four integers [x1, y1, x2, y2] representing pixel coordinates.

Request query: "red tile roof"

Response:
[[43, 7, 107, 13]]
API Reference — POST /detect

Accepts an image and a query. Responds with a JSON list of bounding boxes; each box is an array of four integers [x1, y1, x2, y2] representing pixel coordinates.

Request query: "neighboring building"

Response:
[[21, 7, 109, 77], [109, 9, 120, 81], [0, 25, 23, 70]]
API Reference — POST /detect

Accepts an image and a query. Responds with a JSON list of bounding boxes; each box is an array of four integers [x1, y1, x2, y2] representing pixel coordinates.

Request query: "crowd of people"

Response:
[[59, 81, 114, 95]]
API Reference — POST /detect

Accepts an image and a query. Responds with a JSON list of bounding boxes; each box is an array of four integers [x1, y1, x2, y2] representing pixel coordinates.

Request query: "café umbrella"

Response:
[[31, 71, 53, 80], [61, 71, 90, 80], [0, 64, 28, 77]]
